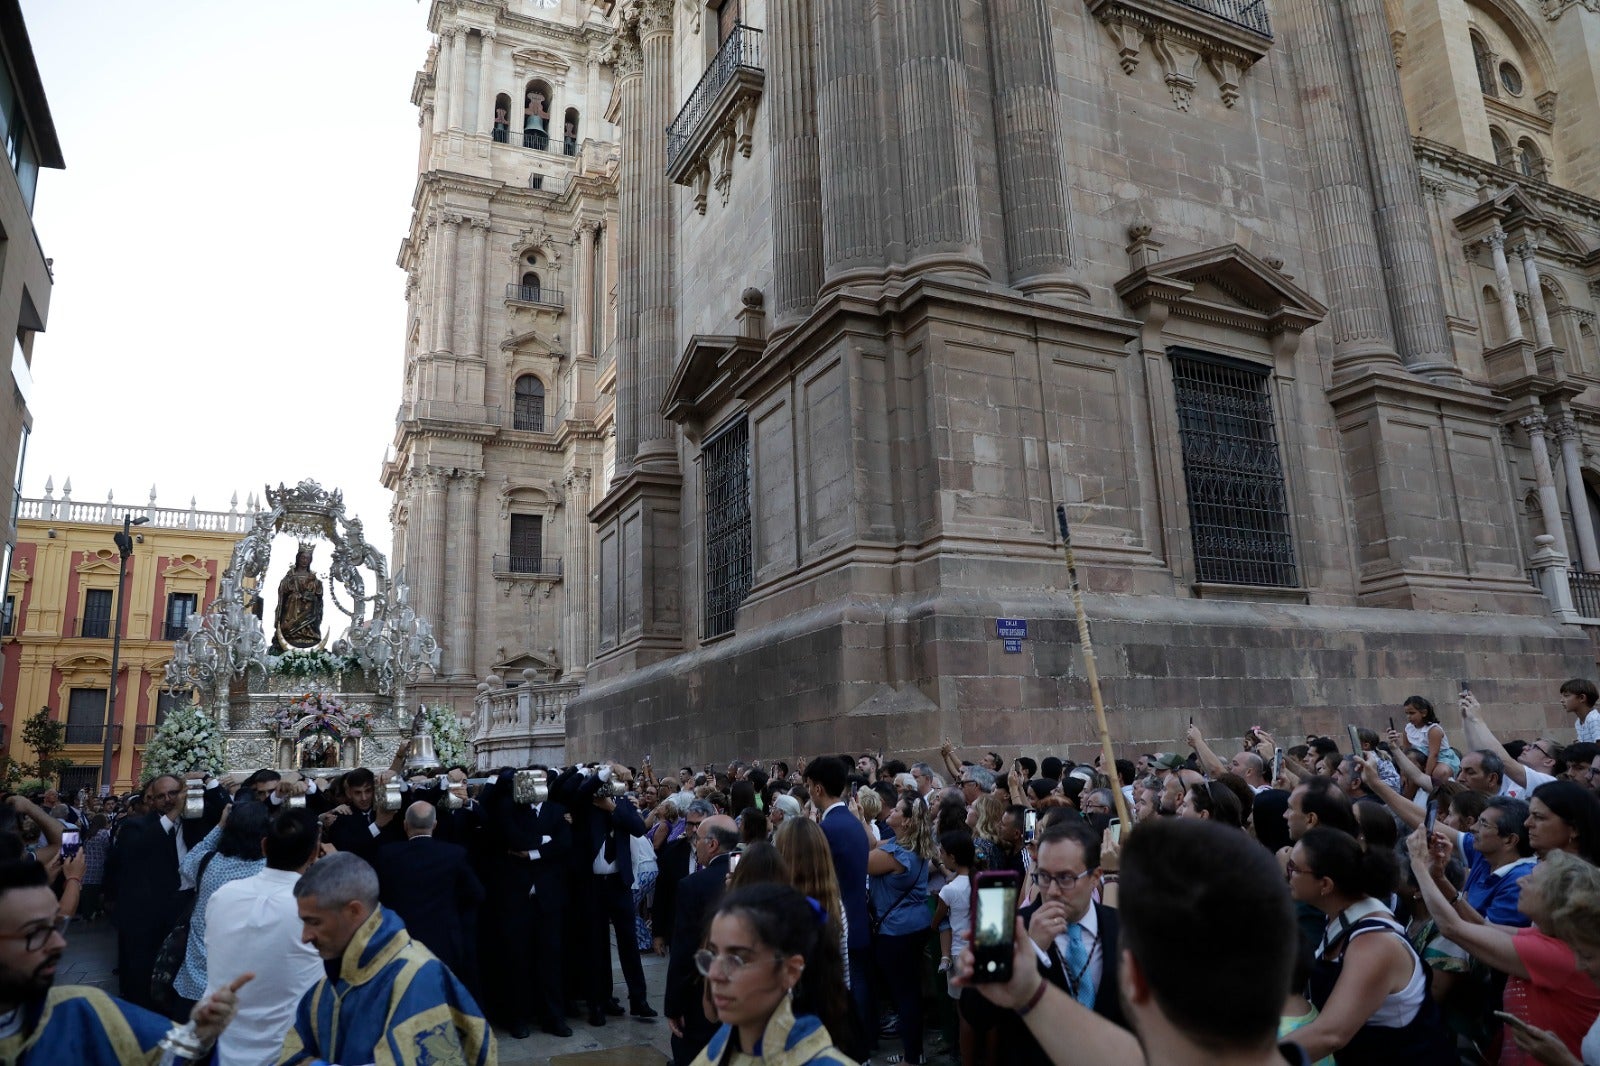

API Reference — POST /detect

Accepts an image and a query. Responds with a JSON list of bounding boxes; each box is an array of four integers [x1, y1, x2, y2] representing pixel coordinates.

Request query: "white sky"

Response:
[[19, 0, 433, 559]]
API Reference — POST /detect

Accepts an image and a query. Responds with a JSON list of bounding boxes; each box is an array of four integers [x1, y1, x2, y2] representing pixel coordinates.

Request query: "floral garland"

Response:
[[272, 690, 375, 741], [419, 703, 470, 769], [271, 649, 362, 680], [142, 704, 225, 782]]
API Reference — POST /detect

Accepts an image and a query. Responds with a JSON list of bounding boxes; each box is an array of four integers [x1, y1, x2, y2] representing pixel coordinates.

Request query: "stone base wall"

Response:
[[565, 591, 1597, 766]]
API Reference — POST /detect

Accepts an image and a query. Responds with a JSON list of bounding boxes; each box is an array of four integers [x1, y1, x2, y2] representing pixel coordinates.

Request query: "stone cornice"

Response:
[[1415, 137, 1600, 224], [1085, 0, 1271, 110]]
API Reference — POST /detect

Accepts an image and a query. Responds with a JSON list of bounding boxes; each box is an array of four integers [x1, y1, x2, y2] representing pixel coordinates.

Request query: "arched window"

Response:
[[1490, 127, 1514, 169], [523, 80, 552, 150], [1470, 31, 1497, 97], [1518, 138, 1547, 182], [563, 108, 579, 156], [519, 270, 541, 302], [514, 374, 546, 432], [493, 93, 512, 143]]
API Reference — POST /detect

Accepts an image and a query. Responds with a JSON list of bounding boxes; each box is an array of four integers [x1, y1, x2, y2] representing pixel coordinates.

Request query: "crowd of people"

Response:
[[0, 678, 1597, 1064]]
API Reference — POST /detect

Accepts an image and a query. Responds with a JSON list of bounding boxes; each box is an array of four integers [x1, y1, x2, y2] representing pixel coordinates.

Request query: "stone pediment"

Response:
[[75, 550, 120, 577], [662, 331, 765, 442], [494, 651, 560, 682], [163, 555, 210, 581], [1453, 184, 1545, 234], [1115, 242, 1326, 337]]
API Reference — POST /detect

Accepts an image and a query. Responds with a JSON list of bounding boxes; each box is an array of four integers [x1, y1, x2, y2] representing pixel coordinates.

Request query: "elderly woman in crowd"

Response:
[[1499, 857, 1600, 1065], [1409, 833, 1600, 1065]]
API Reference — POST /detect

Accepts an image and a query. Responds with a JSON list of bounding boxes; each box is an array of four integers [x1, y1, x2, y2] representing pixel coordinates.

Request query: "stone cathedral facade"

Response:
[[384, 0, 621, 765], [545, 0, 1600, 767]]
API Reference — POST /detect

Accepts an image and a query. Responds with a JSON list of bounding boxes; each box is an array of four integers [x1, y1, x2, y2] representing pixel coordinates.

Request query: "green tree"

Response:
[[19, 707, 72, 786]]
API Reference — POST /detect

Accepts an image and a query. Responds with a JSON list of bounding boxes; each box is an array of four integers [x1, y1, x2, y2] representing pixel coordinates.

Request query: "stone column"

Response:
[[417, 468, 451, 634], [1522, 414, 1571, 563], [448, 27, 468, 131], [1344, 0, 1459, 379], [447, 471, 483, 680], [462, 219, 489, 359], [1553, 418, 1600, 570], [572, 221, 597, 361], [608, 33, 644, 474], [767, 0, 824, 327], [816, 0, 887, 286], [432, 35, 452, 138], [1515, 239, 1555, 350], [894, 0, 985, 279], [634, 0, 677, 463], [434, 214, 462, 355], [475, 29, 496, 135], [985, 0, 1080, 299], [1278, 0, 1397, 376], [1484, 228, 1524, 344]]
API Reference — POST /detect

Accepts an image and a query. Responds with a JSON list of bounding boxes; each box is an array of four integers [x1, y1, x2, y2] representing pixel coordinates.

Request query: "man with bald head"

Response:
[[1229, 750, 1272, 793], [372, 800, 484, 993], [664, 813, 739, 1064]]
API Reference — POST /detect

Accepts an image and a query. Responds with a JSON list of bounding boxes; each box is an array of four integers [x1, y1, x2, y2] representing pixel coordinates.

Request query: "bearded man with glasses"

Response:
[[0, 859, 249, 1063]]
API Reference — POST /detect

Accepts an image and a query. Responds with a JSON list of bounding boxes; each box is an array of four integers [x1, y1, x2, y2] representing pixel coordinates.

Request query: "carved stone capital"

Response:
[[440, 211, 465, 228], [480, 27, 497, 41], [468, 216, 493, 232], [1483, 227, 1508, 251], [634, 0, 675, 38], [1420, 176, 1448, 199], [1512, 238, 1540, 261], [418, 466, 454, 491], [604, 33, 644, 80], [1551, 417, 1581, 443], [1520, 413, 1550, 436]]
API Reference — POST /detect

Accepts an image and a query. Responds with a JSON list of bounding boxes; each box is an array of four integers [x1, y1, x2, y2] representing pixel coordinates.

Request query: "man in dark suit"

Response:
[[651, 798, 714, 957], [804, 756, 871, 1025], [482, 767, 573, 1039], [970, 819, 1126, 1062], [320, 767, 402, 862], [565, 764, 655, 1024], [664, 813, 737, 1066], [373, 801, 485, 995], [101, 772, 225, 1012]]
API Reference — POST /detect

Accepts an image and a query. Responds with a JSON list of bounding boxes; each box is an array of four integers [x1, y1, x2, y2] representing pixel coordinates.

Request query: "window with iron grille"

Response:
[[81, 588, 113, 638], [703, 416, 752, 638], [65, 688, 106, 745], [57, 766, 100, 801], [1, 595, 12, 637], [164, 592, 197, 641], [1170, 350, 1298, 587], [509, 514, 544, 574], [514, 375, 546, 432]]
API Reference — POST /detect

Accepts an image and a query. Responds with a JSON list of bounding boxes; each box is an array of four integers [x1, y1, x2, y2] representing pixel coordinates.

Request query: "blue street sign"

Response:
[[996, 618, 1028, 640], [1003, 638, 1023, 653]]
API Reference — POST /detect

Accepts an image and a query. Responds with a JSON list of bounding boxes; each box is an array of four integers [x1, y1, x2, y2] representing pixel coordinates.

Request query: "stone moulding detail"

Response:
[[1086, 0, 1272, 109]]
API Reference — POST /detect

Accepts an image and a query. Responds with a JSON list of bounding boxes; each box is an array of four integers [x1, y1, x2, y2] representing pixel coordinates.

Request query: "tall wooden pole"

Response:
[[1055, 505, 1131, 829]]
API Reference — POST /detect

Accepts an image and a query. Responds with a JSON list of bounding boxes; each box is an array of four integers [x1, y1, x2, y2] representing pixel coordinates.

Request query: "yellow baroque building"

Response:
[[1, 487, 253, 793]]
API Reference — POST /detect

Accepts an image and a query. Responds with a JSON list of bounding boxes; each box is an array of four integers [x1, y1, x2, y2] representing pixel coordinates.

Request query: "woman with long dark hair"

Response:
[[173, 799, 271, 1015], [1526, 780, 1600, 864], [690, 883, 860, 1065]]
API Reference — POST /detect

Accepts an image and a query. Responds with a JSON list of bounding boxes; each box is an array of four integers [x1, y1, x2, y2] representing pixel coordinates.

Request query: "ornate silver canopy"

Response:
[[165, 479, 441, 710]]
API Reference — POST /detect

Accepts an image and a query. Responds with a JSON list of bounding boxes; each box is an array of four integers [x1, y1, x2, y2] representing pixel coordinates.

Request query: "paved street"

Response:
[[60, 917, 957, 1064]]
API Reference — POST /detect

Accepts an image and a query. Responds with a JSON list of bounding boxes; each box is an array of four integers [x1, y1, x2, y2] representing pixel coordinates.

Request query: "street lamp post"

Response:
[[102, 513, 148, 792]]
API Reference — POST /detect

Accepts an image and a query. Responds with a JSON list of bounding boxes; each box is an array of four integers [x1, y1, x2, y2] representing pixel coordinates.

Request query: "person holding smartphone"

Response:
[[866, 795, 933, 1064]]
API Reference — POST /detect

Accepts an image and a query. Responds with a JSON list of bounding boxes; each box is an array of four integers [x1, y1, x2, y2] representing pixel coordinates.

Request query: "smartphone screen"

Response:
[[60, 829, 80, 859], [1272, 748, 1284, 784], [972, 871, 1020, 983], [728, 853, 741, 875], [1460, 680, 1472, 694], [1425, 803, 1439, 835], [1023, 809, 1038, 843], [1346, 724, 1363, 757], [1108, 818, 1122, 844]]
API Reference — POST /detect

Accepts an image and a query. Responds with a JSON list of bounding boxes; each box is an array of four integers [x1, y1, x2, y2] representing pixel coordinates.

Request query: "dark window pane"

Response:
[[510, 514, 544, 573], [703, 416, 752, 637], [514, 375, 546, 432], [66, 688, 106, 745], [165, 592, 197, 641], [1, 596, 12, 637], [81, 589, 113, 638], [1170, 351, 1298, 588]]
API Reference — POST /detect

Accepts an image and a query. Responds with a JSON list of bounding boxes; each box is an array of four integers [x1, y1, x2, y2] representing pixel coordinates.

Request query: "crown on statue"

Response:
[[265, 479, 343, 521]]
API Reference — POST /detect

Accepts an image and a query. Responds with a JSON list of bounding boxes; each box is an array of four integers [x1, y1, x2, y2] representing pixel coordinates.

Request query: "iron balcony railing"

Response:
[[492, 555, 564, 577], [667, 24, 763, 169], [523, 128, 550, 151], [64, 721, 111, 745], [135, 724, 157, 745], [1172, 0, 1271, 36], [1570, 569, 1600, 618], [163, 621, 191, 641], [505, 284, 565, 308]]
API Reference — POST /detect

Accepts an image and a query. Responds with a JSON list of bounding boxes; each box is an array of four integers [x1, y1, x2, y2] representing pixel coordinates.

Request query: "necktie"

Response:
[[603, 821, 617, 863], [1066, 923, 1094, 1009]]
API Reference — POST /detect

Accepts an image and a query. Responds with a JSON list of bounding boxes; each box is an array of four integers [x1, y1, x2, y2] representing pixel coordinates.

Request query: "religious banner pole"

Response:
[[1056, 504, 1132, 829]]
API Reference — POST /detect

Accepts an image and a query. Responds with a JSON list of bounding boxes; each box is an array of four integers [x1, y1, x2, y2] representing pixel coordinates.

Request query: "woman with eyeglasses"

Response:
[[1287, 827, 1456, 1063], [866, 794, 934, 1065], [690, 883, 860, 1066]]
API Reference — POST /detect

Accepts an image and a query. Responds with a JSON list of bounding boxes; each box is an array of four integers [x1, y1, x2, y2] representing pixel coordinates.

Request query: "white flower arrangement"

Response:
[[419, 703, 470, 769], [142, 704, 225, 782]]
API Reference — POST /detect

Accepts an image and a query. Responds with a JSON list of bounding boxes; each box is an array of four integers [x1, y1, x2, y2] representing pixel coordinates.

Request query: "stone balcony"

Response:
[[471, 672, 576, 769], [666, 24, 764, 213]]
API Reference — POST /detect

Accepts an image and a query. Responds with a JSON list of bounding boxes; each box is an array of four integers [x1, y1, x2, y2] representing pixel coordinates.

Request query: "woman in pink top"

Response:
[[1409, 837, 1600, 1064]]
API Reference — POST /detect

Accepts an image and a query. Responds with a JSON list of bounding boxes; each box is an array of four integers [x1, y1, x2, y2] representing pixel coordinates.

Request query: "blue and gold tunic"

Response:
[[0, 984, 196, 1065], [276, 905, 494, 1066]]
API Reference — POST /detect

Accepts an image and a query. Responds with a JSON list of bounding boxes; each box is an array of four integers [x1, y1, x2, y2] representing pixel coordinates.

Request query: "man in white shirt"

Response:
[[204, 808, 325, 1066]]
